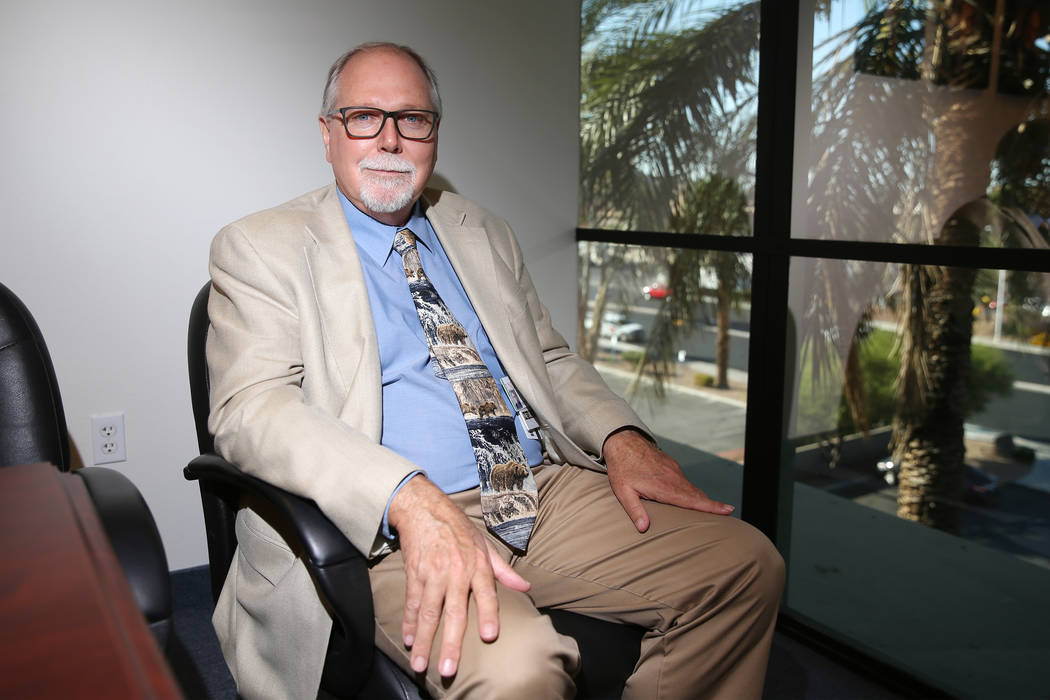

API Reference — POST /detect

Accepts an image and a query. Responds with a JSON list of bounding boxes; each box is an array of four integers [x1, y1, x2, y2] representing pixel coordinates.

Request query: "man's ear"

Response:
[[319, 116, 333, 163]]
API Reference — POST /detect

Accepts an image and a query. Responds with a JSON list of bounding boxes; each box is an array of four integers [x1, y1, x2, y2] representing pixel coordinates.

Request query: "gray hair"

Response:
[[320, 42, 442, 117]]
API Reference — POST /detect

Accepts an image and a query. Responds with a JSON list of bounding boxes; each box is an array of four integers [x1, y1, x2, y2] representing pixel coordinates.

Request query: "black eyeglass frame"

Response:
[[327, 106, 440, 141]]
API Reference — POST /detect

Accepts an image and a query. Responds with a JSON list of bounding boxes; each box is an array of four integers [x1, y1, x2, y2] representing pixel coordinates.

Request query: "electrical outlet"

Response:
[[91, 413, 127, 465]]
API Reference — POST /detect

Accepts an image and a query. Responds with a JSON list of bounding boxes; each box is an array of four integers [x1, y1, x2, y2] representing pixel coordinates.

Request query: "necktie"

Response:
[[392, 228, 537, 551]]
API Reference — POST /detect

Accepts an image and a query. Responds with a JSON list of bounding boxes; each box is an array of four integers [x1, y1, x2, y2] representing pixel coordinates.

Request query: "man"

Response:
[[207, 42, 783, 699]]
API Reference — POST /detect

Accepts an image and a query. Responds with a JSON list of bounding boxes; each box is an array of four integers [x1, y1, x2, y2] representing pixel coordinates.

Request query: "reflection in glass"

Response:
[[796, 0, 1050, 244], [786, 258, 1050, 695], [579, 1, 759, 233], [789, 256, 1049, 550], [578, 242, 752, 461]]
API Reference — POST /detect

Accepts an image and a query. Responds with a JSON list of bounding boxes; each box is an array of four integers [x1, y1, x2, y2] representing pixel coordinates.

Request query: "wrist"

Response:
[[602, 426, 652, 458], [388, 473, 432, 529]]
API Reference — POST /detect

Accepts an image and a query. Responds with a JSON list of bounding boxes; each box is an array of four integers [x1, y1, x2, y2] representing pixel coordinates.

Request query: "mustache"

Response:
[[359, 154, 416, 175]]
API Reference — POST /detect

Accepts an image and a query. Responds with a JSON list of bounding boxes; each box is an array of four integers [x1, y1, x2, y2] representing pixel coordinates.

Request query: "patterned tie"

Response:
[[393, 228, 537, 551]]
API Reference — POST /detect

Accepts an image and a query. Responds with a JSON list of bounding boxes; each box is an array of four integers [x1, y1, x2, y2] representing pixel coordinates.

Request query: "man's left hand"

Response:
[[603, 428, 735, 532]]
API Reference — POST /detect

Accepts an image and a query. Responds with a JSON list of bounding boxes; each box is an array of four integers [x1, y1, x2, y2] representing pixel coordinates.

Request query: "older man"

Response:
[[207, 42, 783, 699]]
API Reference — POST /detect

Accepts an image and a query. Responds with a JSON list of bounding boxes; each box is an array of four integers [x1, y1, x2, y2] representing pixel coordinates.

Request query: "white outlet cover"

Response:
[[91, 413, 127, 465]]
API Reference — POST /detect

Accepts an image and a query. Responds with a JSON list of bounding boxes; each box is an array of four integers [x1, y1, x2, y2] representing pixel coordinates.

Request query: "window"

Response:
[[580, 1, 1050, 695]]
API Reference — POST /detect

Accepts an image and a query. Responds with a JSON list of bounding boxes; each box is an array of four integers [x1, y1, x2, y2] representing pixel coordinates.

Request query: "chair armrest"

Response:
[[184, 453, 361, 568], [76, 466, 172, 649], [183, 453, 375, 695]]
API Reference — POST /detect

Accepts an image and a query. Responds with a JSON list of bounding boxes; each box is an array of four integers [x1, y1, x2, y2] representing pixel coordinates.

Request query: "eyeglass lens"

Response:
[[342, 108, 435, 139]]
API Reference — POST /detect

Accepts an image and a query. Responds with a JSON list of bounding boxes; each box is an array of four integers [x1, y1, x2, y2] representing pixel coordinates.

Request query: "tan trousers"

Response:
[[369, 464, 785, 699]]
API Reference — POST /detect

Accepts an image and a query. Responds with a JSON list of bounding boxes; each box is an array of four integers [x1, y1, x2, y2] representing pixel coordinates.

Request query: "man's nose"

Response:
[[377, 115, 402, 152]]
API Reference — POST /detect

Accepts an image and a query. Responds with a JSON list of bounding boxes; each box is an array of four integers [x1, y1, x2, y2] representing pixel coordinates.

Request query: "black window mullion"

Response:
[[740, 0, 800, 547]]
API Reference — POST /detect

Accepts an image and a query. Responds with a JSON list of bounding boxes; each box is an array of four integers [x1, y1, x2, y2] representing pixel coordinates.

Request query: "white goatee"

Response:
[[358, 154, 418, 213]]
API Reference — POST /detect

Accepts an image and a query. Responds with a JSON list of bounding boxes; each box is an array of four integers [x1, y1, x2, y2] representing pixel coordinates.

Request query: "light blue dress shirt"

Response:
[[338, 191, 543, 501]]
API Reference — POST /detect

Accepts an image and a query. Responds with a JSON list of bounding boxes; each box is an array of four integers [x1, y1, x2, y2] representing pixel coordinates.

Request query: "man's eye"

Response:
[[349, 111, 379, 122], [400, 112, 429, 125]]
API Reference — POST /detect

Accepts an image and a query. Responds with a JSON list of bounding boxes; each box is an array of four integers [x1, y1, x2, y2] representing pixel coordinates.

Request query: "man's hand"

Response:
[[603, 428, 734, 532], [387, 475, 531, 678]]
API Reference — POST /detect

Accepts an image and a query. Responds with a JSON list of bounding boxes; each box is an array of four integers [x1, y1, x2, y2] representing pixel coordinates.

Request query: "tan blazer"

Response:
[[205, 184, 646, 698]]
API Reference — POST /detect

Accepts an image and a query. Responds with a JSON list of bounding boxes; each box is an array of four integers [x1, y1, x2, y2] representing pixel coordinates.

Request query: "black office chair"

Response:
[[0, 281, 172, 647], [184, 281, 643, 699]]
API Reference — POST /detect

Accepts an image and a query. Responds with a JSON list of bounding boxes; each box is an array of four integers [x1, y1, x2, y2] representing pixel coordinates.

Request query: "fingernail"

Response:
[[482, 623, 497, 640], [635, 517, 647, 530], [412, 655, 427, 673], [440, 658, 456, 676], [404, 634, 414, 647]]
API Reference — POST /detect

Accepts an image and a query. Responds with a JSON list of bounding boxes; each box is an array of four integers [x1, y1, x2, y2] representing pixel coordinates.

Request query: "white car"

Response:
[[591, 310, 627, 337], [610, 322, 645, 343]]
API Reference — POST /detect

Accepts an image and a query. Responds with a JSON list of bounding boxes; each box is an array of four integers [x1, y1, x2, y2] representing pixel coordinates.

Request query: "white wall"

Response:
[[0, 0, 581, 569]]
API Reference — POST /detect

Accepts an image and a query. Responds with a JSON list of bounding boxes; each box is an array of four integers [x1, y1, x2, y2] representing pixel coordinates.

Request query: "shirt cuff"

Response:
[[380, 470, 424, 541]]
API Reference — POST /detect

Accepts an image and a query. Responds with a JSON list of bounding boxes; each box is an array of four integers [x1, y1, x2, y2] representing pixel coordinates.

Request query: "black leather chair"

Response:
[[0, 281, 172, 647], [184, 281, 643, 699]]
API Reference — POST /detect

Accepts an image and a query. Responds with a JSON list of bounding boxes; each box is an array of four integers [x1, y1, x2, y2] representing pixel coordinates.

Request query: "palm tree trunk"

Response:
[[577, 242, 593, 357], [582, 264, 613, 363], [894, 217, 979, 533], [716, 279, 731, 389]]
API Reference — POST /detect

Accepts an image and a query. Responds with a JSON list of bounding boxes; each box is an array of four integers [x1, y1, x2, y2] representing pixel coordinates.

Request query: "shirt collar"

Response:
[[336, 188, 433, 268]]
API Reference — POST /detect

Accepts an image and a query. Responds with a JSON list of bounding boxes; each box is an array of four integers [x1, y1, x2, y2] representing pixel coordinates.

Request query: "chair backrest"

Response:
[[0, 282, 71, 470], [187, 281, 241, 601], [188, 282, 215, 455]]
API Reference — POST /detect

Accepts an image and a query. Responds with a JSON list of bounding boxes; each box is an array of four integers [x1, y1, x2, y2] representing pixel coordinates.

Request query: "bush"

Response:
[[619, 349, 644, 365], [693, 372, 715, 387], [796, 328, 1015, 436]]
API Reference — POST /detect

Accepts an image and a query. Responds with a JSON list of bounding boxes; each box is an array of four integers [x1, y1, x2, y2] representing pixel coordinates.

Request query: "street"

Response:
[[589, 293, 1050, 442]]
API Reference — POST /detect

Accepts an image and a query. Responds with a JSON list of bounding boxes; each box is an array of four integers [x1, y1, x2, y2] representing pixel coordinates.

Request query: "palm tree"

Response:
[[804, 0, 1048, 532], [668, 174, 751, 389], [579, 0, 762, 391], [579, 0, 1048, 535]]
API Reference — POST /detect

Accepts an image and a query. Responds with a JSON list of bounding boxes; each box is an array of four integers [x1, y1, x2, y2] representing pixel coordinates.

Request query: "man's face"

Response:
[[320, 48, 438, 226]]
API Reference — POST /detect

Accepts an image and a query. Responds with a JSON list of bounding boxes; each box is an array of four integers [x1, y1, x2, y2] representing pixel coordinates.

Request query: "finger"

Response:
[[676, 485, 735, 516], [401, 567, 424, 648], [613, 486, 650, 532], [696, 494, 735, 515], [436, 577, 470, 677], [489, 546, 530, 593], [472, 553, 501, 643], [409, 576, 447, 673]]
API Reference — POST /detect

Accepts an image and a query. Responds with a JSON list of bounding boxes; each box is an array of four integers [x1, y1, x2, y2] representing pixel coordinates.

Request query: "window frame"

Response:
[[576, 1, 1050, 693]]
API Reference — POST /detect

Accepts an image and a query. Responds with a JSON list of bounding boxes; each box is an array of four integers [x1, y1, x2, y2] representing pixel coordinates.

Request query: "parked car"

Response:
[[597, 310, 628, 337], [584, 310, 638, 340], [642, 283, 671, 300], [610, 322, 645, 343]]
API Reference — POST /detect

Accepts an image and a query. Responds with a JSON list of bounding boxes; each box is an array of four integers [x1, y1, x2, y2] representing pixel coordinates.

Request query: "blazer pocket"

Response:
[[234, 507, 298, 589]]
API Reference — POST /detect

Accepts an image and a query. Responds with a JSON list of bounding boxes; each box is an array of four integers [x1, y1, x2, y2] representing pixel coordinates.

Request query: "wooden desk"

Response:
[[0, 462, 182, 699]]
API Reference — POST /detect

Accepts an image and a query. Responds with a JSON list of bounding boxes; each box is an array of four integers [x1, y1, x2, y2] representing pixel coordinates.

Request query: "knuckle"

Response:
[[443, 601, 467, 620], [419, 607, 442, 625]]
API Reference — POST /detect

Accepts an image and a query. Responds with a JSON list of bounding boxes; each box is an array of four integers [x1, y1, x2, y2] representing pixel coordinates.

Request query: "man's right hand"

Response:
[[387, 475, 531, 679]]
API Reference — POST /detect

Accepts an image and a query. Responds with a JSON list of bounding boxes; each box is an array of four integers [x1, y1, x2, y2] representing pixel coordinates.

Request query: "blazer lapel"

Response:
[[425, 195, 561, 432], [302, 186, 384, 439]]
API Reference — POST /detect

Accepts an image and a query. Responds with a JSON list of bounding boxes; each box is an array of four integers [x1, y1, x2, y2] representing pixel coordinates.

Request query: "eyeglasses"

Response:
[[327, 106, 439, 141]]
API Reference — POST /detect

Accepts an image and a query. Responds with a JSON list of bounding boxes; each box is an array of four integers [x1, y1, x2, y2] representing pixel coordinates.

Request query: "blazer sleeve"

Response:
[[206, 220, 419, 557], [486, 215, 651, 461]]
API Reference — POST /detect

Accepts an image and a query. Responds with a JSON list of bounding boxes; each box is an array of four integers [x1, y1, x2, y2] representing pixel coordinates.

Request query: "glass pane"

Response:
[[794, 0, 1050, 245], [578, 242, 752, 501], [783, 254, 1050, 696], [579, 1, 760, 234]]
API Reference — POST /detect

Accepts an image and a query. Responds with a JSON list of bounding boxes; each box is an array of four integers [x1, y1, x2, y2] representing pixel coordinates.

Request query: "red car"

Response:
[[642, 283, 671, 300]]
